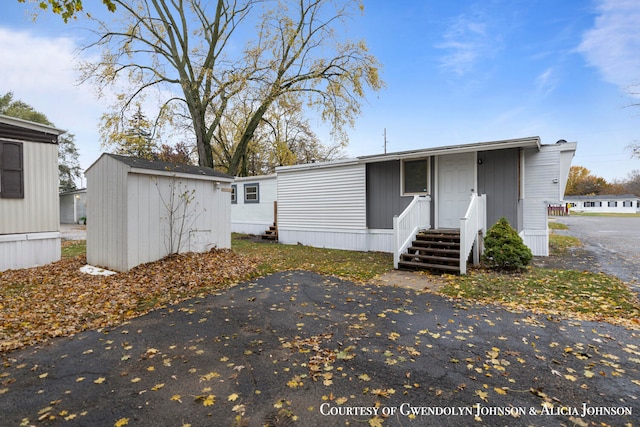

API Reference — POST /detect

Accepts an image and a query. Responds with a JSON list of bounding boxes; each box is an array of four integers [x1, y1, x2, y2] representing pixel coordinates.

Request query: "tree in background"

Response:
[[0, 92, 81, 191], [100, 104, 157, 159], [565, 166, 609, 196], [17, 0, 116, 22], [212, 94, 343, 176], [623, 170, 640, 196], [81, 0, 383, 175]]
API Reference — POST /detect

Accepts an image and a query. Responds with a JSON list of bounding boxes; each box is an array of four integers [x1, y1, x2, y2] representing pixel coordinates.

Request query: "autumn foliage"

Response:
[[0, 249, 257, 352], [482, 217, 533, 271]]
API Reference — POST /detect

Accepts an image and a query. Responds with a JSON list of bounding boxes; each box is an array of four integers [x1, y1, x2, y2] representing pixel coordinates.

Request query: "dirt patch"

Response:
[[371, 269, 447, 292]]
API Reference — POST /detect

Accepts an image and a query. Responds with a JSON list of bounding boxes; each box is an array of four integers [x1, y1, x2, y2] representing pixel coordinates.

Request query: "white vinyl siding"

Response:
[[0, 140, 58, 235], [277, 162, 366, 231], [86, 155, 130, 271], [231, 175, 277, 234]]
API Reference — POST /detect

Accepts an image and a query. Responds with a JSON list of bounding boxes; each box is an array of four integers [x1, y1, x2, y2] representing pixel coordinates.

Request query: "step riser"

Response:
[[399, 231, 461, 274]]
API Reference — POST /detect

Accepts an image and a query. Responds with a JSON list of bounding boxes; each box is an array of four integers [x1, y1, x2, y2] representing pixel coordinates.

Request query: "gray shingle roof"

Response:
[[106, 153, 232, 180]]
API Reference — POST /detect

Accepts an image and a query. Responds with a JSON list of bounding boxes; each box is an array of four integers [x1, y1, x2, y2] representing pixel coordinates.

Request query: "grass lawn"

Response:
[[569, 211, 640, 217], [231, 234, 392, 282]]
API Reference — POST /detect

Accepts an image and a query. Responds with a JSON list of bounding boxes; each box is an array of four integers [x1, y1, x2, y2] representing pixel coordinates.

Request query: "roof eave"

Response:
[[358, 136, 542, 163]]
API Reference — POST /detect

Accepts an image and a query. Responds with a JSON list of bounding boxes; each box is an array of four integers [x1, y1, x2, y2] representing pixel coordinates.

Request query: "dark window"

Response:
[[0, 141, 24, 199], [231, 185, 237, 204], [244, 183, 259, 203], [403, 159, 429, 194], [608, 201, 617, 207], [623, 200, 632, 207]]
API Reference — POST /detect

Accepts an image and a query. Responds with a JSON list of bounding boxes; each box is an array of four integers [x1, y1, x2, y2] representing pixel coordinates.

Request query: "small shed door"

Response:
[[437, 152, 476, 228]]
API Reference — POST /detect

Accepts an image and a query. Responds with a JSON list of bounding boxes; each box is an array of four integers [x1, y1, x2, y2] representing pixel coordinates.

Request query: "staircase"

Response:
[[397, 229, 460, 274], [261, 223, 278, 241]]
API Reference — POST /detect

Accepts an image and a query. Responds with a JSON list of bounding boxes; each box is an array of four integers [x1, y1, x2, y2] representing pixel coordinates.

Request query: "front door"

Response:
[[437, 152, 476, 228]]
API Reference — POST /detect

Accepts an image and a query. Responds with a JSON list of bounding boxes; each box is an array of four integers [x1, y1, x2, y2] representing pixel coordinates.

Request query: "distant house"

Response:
[[565, 194, 640, 214], [0, 114, 65, 271], [233, 137, 577, 274], [59, 188, 87, 224], [85, 154, 234, 272], [231, 174, 277, 235]]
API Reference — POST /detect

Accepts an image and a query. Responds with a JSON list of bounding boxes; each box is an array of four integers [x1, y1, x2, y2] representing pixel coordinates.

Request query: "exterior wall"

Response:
[[60, 191, 87, 224], [0, 140, 60, 271], [86, 155, 130, 271], [279, 228, 394, 252], [231, 175, 277, 235], [0, 232, 61, 270], [477, 149, 519, 230], [0, 141, 59, 234], [520, 144, 576, 256], [277, 161, 367, 247], [366, 160, 413, 229], [126, 173, 231, 270]]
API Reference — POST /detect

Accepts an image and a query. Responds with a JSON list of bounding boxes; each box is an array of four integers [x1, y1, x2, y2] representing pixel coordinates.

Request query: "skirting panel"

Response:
[[520, 229, 549, 257], [278, 228, 394, 253], [0, 232, 61, 271]]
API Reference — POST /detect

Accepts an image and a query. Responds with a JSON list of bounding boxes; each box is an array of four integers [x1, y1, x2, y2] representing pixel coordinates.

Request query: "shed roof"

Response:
[[88, 153, 233, 181], [0, 114, 65, 144]]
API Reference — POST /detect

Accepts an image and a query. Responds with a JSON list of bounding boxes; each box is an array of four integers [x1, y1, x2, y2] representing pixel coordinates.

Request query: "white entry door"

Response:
[[437, 152, 476, 229]]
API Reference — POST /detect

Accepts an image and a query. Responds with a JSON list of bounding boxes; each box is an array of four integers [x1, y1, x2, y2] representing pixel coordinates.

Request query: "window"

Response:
[[402, 158, 429, 195], [0, 141, 24, 199], [584, 201, 601, 208], [608, 201, 617, 207], [623, 200, 632, 207], [244, 183, 259, 203], [231, 185, 237, 204]]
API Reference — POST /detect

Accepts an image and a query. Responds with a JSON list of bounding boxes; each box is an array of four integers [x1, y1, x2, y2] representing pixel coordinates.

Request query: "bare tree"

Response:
[[81, 0, 382, 175]]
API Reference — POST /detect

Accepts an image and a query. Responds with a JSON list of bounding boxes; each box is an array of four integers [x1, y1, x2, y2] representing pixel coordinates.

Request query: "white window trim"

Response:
[[400, 157, 430, 196]]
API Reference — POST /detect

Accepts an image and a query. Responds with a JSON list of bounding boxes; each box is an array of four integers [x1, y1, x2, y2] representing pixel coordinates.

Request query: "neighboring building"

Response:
[[565, 194, 640, 214], [231, 174, 277, 235], [85, 154, 234, 272], [0, 115, 65, 271], [233, 137, 577, 273], [59, 188, 87, 224]]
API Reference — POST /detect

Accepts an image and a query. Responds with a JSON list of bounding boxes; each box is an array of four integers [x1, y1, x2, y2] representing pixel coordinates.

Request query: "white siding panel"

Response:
[[231, 176, 277, 225], [279, 228, 393, 252], [277, 164, 366, 230], [0, 142, 58, 234], [0, 233, 61, 271], [87, 155, 129, 271], [520, 229, 549, 257], [231, 221, 273, 235]]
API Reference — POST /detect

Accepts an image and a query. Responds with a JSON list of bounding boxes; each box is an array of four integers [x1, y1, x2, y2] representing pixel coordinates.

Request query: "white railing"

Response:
[[459, 193, 487, 274], [393, 195, 431, 269]]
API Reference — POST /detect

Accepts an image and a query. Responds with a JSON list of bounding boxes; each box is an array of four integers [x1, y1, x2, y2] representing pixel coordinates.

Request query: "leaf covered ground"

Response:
[[0, 249, 257, 352]]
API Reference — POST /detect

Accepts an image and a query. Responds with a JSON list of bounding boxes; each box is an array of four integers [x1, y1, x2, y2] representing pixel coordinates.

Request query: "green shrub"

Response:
[[482, 217, 532, 271]]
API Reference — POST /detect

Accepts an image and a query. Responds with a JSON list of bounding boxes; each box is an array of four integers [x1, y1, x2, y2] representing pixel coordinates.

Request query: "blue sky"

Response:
[[1, 0, 639, 183]]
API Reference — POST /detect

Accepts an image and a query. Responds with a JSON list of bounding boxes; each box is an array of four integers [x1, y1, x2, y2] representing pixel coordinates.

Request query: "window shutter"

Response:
[[0, 142, 24, 198]]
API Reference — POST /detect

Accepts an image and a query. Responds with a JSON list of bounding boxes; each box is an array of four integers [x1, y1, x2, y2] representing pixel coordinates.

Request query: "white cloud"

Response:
[[577, 0, 640, 90], [436, 13, 498, 76], [0, 27, 107, 173], [536, 67, 557, 97]]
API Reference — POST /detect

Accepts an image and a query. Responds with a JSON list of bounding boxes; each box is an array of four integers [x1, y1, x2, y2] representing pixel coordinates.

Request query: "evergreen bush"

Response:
[[482, 217, 533, 271]]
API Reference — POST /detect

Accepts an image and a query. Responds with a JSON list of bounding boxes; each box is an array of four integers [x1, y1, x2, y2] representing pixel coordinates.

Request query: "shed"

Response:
[[59, 188, 87, 224], [0, 114, 64, 271], [85, 154, 233, 272]]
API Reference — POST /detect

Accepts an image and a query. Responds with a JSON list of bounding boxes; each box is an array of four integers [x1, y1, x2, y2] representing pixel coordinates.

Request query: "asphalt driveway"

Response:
[[553, 215, 640, 291], [2, 270, 638, 426]]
